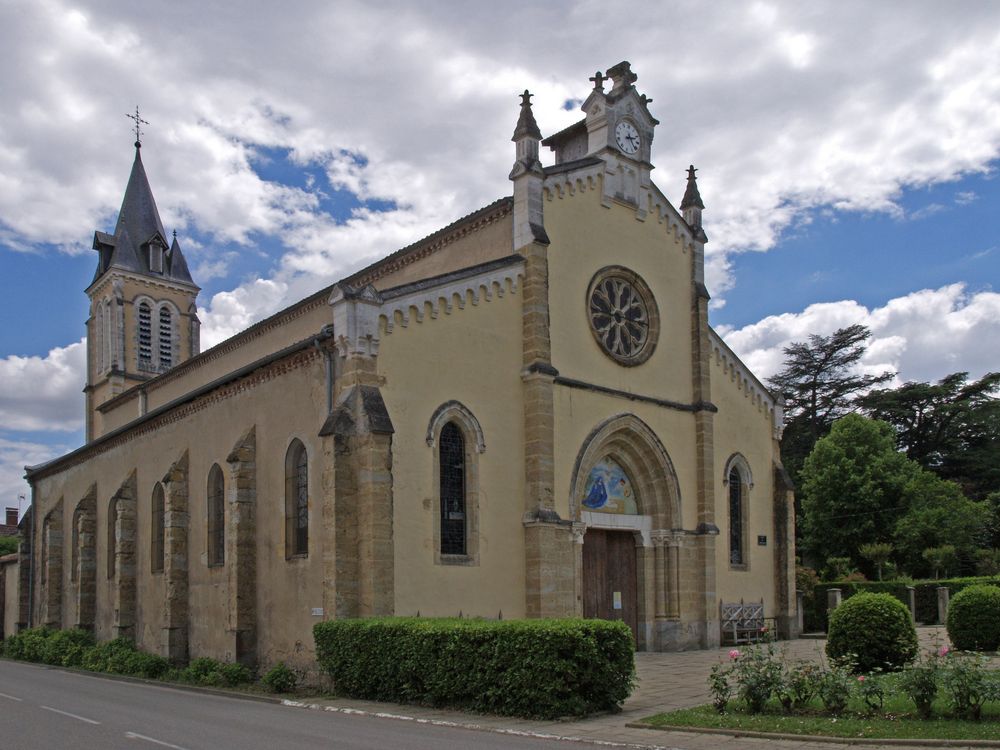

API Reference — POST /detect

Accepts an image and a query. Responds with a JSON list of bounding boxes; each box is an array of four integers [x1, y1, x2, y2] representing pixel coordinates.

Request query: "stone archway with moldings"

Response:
[[569, 413, 683, 651]]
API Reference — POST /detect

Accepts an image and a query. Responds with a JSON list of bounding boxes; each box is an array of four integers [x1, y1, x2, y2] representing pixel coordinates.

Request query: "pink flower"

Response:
[[729, 649, 740, 660], [760, 626, 768, 633], [938, 645, 949, 657], [857, 676, 865, 682]]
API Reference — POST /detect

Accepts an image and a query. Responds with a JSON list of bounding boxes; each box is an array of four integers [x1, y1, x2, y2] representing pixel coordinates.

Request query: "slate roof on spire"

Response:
[[512, 90, 542, 141], [118, 145, 167, 252], [168, 231, 195, 285], [91, 144, 198, 289], [680, 164, 705, 210]]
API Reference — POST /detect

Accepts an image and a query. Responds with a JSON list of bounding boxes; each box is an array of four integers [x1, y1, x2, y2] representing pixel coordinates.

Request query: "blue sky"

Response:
[[0, 0, 998, 509], [717, 168, 999, 330]]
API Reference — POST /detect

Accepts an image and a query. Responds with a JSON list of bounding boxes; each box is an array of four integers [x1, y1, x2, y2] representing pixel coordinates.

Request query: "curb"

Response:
[[626, 722, 1000, 747], [2, 657, 285, 705]]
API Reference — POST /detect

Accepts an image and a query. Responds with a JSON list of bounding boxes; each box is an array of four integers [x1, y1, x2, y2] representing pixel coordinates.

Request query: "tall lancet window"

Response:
[[138, 302, 153, 369], [103, 300, 113, 371], [95, 304, 105, 373], [439, 422, 466, 556], [107, 498, 118, 579], [207, 464, 225, 567], [158, 307, 173, 370], [151, 483, 165, 574], [729, 467, 744, 566], [284, 440, 309, 558]]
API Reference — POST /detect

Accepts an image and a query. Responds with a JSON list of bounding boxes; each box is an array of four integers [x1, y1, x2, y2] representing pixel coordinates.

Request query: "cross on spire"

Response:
[[589, 71, 606, 91], [126, 106, 149, 148]]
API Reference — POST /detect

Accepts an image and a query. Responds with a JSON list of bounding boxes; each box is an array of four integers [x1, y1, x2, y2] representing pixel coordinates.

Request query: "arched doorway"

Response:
[[570, 414, 681, 650]]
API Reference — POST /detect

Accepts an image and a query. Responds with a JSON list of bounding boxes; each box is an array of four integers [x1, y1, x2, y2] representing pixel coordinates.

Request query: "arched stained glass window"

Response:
[[439, 422, 466, 556], [729, 467, 744, 566], [285, 440, 309, 558], [207, 464, 225, 567], [107, 498, 117, 579], [151, 483, 165, 573]]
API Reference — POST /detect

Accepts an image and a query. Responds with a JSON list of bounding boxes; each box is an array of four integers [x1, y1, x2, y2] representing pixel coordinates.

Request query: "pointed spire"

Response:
[[512, 90, 542, 141], [680, 165, 705, 210], [91, 140, 199, 289], [167, 230, 196, 285], [681, 165, 707, 242], [509, 90, 547, 249], [116, 144, 168, 255]]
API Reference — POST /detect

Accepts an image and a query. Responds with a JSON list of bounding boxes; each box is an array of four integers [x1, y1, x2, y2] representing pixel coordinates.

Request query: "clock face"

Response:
[[615, 121, 640, 155]]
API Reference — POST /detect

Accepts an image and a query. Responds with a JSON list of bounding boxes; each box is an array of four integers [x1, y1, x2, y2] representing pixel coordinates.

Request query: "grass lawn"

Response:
[[642, 686, 1000, 741]]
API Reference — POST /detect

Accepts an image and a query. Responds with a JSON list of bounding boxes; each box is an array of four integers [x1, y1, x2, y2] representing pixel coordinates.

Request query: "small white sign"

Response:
[[612, 591, 622, 610], [311, 607, 324, 617]]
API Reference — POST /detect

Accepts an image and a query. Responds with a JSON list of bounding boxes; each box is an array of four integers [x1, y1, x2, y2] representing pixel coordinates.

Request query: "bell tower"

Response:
[[542, 62, 659, 217], [85, 126, 200, 441]]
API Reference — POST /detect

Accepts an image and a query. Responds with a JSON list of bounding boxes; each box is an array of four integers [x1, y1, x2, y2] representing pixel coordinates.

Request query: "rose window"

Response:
[[587, 267, 659, 366]]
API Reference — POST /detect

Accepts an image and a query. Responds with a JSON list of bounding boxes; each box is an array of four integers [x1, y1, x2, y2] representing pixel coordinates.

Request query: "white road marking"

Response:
[[40, 705, 101, 725], [280, 699, 672, 749], [0, 692, 23, 701], [125, 732, 191, 749]]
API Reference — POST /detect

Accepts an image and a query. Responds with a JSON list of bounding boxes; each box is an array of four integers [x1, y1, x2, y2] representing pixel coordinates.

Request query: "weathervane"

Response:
[[125, 106, 149, 148]]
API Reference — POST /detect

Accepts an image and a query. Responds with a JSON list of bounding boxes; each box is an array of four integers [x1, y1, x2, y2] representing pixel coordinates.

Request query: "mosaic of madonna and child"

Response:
[[581, 457, 637, 515]]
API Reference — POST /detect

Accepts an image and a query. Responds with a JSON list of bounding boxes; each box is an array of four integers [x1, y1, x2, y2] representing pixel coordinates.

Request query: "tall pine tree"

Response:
[[768, 324, 893, 484], [860, 371, 1000, 500]]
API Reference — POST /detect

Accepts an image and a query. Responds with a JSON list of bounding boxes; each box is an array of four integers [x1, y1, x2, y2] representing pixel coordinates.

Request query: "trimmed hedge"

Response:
[[806, 576, 1000, 632], [314, 617, 635, 719], [826, 592, 918, 673], [947, 584, 1000, 652]]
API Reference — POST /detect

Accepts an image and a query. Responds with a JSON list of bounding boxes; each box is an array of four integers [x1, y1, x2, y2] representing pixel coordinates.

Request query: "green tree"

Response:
[[859, 542, 893, 581], [800, 414, 918, 571], [893, 472, 988, 577], [922, 545, 958, 580], [860, 371, 1000, 500], [0, 536, 18, 556], [768, 325, 894, 484], [986, 491, 1000, 548]]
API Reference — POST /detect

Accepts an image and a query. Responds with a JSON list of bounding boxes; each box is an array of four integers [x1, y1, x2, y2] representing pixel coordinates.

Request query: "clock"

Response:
[[615, 120, 640, 155]]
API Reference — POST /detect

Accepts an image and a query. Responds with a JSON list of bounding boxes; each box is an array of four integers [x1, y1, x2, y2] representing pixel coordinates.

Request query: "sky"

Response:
[[1, 1, 999, 513]]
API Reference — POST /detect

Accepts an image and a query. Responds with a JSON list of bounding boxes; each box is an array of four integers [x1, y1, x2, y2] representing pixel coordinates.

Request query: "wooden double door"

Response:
[[582, 528, 638, 644]]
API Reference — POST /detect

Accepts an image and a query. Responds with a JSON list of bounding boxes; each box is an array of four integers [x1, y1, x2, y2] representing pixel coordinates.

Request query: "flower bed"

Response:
[[642, 641, 1000, 741]]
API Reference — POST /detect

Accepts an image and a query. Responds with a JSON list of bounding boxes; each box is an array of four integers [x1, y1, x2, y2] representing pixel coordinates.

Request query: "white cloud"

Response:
[[0, 1, 997, 311], [0, 339, 86, 432], [1, 1, 1000, 487], [0, 438, 69, 523], [721, 284, 1000, 385]]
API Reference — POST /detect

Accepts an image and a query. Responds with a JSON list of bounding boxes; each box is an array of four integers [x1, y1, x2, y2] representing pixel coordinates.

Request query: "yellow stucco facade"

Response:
[[13, 62, 796, 670]]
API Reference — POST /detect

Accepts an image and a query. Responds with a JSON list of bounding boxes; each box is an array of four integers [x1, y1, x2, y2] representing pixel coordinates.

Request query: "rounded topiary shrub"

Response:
[[826, 592, 917, 673], [947, 584, 1000, 651]]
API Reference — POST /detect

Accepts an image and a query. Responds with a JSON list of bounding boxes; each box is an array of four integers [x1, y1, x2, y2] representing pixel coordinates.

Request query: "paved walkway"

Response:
[[289, 627, 962, 750]]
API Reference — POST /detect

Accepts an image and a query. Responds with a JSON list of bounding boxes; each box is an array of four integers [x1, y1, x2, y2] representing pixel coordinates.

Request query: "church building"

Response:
[[8, 62, 796, 670]]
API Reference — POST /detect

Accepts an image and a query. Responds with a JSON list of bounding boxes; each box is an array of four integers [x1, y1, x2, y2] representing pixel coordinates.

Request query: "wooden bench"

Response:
[[720, 599, 769, 645]]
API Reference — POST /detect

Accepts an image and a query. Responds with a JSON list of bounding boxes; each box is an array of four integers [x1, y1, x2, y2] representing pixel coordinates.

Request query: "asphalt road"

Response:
[[0, 660, 620, 750]]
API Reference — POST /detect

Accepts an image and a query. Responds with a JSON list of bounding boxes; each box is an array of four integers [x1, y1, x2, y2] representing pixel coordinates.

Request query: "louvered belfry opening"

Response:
[[158, 307, 172, 369], [439, 422, 466, 556], [138, 302, 152, 369]]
